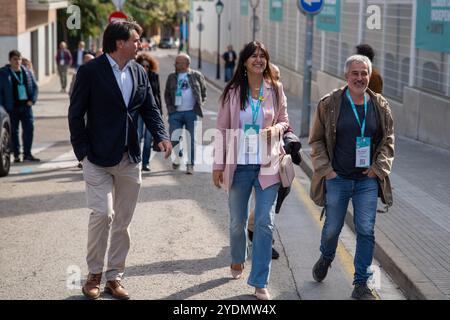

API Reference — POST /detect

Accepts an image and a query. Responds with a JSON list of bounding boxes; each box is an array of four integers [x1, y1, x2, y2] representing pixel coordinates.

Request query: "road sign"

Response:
[[196, 23, 204, 32], [109, 11, 128, 24], [298, 0, 324, 15]]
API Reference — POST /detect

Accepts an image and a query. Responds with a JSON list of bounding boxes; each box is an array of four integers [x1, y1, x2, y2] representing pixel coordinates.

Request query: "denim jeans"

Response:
[[168, 110, 197, 165], [137, 116, 152, 166], [321, 175, 379, 284], [224, 66, 234, 82], [228, 165, 279, 288], [9, 105, 34, 157]]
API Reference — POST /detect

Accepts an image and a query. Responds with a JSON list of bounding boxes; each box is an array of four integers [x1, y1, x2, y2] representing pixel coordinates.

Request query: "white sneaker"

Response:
[[186, 164, 194, 174]]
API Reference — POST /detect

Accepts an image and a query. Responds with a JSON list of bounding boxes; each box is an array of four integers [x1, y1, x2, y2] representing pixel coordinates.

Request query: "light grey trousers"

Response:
[[82, 153, 141, 281]]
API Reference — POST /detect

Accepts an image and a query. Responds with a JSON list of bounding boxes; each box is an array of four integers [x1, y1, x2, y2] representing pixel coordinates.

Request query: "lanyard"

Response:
[[346, 90, 367, 138], [247, 82, 264, 126], [10, 68, 23, 85]]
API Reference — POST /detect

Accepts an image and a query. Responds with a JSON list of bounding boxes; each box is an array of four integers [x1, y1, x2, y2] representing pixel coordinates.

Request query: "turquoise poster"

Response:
[[416, 0, 450, 53], [316, 0, 341, 33], [270, 0, 284, 22]]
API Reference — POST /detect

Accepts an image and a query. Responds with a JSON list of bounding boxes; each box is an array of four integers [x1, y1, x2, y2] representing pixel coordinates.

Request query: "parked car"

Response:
[[158, 37, 176, 49], [0, 105, 11, 177]]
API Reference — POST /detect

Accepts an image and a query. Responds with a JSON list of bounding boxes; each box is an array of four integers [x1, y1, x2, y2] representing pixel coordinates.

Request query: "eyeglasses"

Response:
[[141, 63, 150, 69]]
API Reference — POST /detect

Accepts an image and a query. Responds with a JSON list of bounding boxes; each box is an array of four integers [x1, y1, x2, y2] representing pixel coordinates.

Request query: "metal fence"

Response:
[[220, 0, 450, 101]]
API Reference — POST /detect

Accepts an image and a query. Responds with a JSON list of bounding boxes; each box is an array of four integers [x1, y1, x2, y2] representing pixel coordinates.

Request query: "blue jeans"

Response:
[[224, 66, 234, 82], [321, 175, 379, 284], [228, 165, 279, 288], [9, 105, 34, 157], [168, 110, 197, 165], [137, 116, 152, 166]]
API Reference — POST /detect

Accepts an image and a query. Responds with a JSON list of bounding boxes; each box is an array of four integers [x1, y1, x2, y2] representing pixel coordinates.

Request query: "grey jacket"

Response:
[[164, 69, 207, 117]]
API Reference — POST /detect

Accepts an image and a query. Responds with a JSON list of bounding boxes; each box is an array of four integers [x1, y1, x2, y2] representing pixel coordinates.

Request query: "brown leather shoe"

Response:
[[82, 273, 102, 299], [104, 280, 130, 300]]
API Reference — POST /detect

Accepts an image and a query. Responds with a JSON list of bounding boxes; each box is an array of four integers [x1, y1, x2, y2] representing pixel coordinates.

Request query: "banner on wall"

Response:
[[416, 0, 450, 53], [270, 0, 284, 22], [316, 0, 341, 33], [241, 0, 249, 16]]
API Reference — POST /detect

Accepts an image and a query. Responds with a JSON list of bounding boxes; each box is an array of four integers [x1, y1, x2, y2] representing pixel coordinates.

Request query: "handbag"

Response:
[[279, 153, 295, 187], [270, 100, 295, 187]]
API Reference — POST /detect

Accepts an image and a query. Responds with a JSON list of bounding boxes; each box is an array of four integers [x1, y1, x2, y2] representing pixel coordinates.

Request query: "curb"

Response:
[[299, 147, 446, 300]]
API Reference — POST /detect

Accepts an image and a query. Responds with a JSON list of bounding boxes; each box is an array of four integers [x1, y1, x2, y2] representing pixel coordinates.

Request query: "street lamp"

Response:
[[215, 0, 224, 80], [185, 11, 190, 55], [249, 0, 260, 41], [196, 5, 204, 69]]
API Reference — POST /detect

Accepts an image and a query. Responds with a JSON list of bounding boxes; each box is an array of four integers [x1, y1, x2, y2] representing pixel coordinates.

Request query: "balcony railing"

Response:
[[27, 0, 69, 11]]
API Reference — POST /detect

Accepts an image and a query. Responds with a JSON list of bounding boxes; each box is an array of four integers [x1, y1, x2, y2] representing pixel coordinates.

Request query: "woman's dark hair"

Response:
[[356, 44, 375, 62], [136, 52, 159, 72], [221, 41, 279, 111], [102, 21, 143, 54]]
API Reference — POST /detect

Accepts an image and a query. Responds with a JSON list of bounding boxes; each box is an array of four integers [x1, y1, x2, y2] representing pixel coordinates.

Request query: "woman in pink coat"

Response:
[[212, 41, 289, 300]]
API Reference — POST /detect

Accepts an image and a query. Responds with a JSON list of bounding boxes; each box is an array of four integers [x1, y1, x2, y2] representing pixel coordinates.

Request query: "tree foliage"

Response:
[[124, 0, 188, 32]]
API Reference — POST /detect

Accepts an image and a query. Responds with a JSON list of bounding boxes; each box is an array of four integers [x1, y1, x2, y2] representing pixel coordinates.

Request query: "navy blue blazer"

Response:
[[0, 65, 38, 112], [68, 54, 169, 167]]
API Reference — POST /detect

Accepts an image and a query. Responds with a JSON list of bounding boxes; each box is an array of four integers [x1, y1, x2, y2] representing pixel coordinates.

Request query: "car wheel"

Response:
[[0, 123, 11, 177]]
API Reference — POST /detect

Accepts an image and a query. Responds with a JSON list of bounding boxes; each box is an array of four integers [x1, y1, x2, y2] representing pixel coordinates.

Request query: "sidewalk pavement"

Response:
[[192, 56, 450, 300]]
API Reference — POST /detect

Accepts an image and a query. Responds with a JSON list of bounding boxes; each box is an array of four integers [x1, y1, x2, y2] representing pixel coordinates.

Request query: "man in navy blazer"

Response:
[[68, 21, 172, 300]]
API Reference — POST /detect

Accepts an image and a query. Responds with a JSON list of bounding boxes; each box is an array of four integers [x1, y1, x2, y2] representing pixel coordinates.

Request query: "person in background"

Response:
[[73, 41, 88, 70], [0, 50, 39, 162], [222, 45, 237, 83], [356, 44, 383, 94], [55, 41, 73, 93], [136, 52, 163, 172], [164, 53, 207, 175]]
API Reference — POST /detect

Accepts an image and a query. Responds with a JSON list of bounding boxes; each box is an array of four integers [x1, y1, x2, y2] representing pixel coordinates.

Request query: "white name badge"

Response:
[[17, 84, 28, 100], [175, 91, 182, 106], [244, 124, 259, 155], [356, 137, 371, 168]]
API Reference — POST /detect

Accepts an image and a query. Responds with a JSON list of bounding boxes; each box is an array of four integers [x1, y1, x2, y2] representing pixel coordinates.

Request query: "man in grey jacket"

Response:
[[164, 53, 206, 174]]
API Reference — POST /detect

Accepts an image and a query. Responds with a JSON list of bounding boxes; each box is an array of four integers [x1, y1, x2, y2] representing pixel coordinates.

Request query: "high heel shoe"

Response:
[[230, 263, 244, 279], [255, 288, 271, 300]]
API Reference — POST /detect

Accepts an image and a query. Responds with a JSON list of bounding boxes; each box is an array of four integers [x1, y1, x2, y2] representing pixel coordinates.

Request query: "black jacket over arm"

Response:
[[68, 54, 169, 167]]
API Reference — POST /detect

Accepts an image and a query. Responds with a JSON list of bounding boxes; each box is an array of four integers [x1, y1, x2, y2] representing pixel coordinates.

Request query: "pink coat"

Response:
[[213, 80, 289, 191]]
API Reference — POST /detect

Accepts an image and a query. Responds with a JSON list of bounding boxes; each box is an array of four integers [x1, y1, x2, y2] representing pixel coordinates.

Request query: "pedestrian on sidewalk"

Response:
[[356, 44, 383, 94], [68, 21, 172, 300], [73, 41, 89, 71], [213, 41, 289, 300], [55, 41, 72, 93], [164, 53, 207, 174], [0, 50, 39, 162], [247, 63, 284, 260], [136, 52, 163, 172], [309, 54, 395, 300], [222, 45, 237, 82]]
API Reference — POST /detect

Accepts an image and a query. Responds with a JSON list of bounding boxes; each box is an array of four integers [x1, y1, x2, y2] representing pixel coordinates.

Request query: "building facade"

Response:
[[0, 0, 68, 83], [190, 0, 450, 150]]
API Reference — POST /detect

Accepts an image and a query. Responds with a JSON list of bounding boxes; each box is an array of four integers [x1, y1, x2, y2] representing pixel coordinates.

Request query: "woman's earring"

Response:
[[244, 69, 247, 77]]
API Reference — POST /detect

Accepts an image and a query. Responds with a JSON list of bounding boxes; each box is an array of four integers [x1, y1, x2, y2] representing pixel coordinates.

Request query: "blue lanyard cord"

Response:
[[247, 82, 264, 125], [10, 68, 23, 85], [346, 90, 367, 138]]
